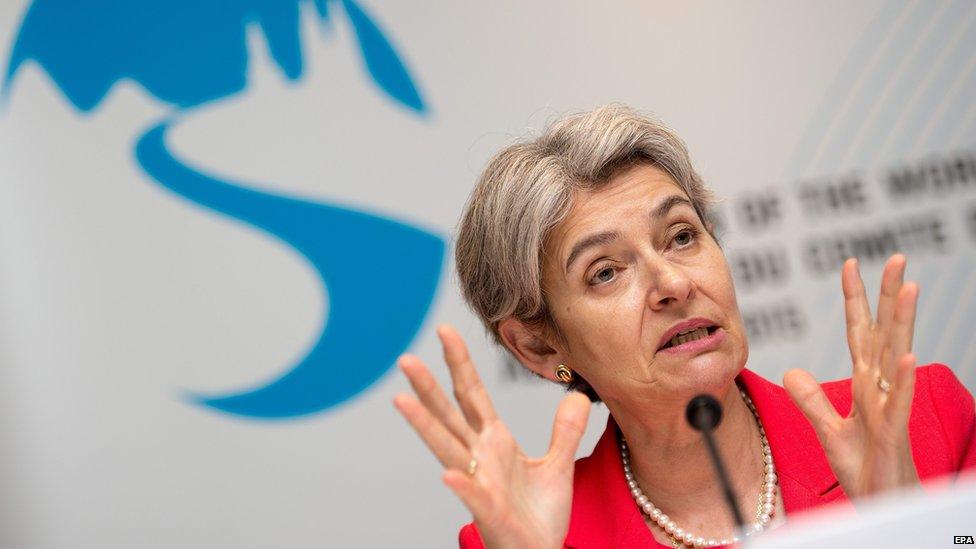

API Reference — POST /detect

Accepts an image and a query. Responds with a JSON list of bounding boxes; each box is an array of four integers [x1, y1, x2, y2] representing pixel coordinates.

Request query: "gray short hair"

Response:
[[455, 104, 713, 400]]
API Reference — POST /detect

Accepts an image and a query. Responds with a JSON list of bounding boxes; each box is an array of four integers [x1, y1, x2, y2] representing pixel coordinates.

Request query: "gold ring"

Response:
[[467, 458, 478, 477], [877, 375, 891, 393]]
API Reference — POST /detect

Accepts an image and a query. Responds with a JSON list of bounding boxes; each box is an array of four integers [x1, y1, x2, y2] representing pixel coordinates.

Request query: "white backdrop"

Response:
[[0, 0, 974, 547]]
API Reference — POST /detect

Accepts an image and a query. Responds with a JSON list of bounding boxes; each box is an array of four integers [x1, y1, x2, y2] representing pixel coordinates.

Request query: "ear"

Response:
[[497, 317, 566, 382]]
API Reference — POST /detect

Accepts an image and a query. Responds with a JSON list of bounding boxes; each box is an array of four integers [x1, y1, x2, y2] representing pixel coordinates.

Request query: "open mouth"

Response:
[[660, 325, 718, 350]]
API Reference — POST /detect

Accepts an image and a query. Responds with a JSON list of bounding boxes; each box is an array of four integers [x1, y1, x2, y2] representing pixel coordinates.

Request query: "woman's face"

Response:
[[541, 163, 748, 405]]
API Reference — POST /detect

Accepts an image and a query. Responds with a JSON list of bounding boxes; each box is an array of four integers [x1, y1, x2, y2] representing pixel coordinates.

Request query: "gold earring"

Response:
[[555, 364, 574, 383]]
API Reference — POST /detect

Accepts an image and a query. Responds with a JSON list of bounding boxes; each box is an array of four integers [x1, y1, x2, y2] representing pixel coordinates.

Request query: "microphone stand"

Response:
[[686, 394, 749, 544]]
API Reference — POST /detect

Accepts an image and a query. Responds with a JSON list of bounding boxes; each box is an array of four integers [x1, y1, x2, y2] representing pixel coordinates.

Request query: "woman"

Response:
[[393, 105, 976, 548]]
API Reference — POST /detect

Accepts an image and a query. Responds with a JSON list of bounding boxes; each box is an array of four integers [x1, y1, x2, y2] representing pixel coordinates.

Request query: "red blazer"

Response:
[[459, 364, 976, 548]]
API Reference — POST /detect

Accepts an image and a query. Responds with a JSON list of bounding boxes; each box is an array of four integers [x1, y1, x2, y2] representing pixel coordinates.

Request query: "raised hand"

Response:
[[784, 254, 920, 499], [394, 324, 591, 549]]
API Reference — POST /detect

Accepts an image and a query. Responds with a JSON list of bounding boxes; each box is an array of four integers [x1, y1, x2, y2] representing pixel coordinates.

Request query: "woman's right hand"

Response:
[[394, 324, 591, 549]]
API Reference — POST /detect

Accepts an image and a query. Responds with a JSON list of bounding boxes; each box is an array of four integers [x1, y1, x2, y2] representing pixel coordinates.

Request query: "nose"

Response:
[[645, 259, 694, 311]]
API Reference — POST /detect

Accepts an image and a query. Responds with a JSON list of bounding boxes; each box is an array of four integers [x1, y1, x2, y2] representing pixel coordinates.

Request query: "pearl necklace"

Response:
[[619, 389, 778, 548]]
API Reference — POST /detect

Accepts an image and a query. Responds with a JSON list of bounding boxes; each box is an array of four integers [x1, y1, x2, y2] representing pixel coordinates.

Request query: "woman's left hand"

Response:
[[784, 253, 920, 499]]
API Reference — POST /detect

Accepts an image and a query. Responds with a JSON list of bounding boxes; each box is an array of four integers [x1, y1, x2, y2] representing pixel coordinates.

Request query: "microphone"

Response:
[[686, 394, 746, 531]]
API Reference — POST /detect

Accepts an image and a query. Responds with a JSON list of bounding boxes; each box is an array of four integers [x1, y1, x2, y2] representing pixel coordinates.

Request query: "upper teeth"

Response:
[[669, 327, 709, 347]]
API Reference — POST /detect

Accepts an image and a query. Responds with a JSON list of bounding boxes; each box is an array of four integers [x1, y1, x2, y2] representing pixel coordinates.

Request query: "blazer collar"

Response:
[[564, 370, 842, 548], [564, 413, 659, 548], [737, 369, 843, 509]]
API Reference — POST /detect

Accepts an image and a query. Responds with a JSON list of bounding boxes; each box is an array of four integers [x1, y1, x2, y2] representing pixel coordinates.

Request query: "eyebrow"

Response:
[[562, 195, 695, 274], [652, 195, 694, 220], [564, 231, 620, 274]]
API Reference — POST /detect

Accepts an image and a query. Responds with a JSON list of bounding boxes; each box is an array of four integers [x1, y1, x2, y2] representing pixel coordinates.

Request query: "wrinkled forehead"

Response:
[[544, 164, 692, 267]]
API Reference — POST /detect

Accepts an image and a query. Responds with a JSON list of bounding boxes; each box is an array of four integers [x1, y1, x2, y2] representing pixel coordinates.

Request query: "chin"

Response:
[[668, 354, 742, 396]]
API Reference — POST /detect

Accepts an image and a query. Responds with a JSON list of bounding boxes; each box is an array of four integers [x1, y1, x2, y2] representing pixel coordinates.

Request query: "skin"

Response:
[[394, 163, 920, 548]]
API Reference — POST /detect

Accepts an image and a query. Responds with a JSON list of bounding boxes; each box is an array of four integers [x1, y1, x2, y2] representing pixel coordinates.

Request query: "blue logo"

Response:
[[3, 0, 445, 419]]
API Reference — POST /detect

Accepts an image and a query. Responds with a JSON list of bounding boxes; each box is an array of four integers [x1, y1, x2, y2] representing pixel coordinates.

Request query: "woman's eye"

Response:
[[672, 228, 695, 247], [589, 266, 616, 285]]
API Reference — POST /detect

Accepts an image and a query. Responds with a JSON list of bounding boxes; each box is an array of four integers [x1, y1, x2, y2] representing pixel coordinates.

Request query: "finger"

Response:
[[399, 354, 478, 446], [443, 469, 494, 521], [393, 393, 471, 469], [875, 254, 906, 328], [547, 392, 591, 463], [887, 283, 918, 372], [842, 258, 873, 371], [873, 254, 906, 373], [438, 324, 498, 431], [884, 353, 917, 429], [784, 369, 843, 443]]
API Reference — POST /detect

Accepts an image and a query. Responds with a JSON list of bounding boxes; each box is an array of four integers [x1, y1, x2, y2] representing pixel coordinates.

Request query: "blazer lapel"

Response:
[[564, 417, 666, 548], [738, 369, 850, 512]]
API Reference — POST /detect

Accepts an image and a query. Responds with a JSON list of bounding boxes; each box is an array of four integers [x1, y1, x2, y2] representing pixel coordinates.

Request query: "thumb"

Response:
[[547, 392, 591, 463], [783, 368, 841, 444]]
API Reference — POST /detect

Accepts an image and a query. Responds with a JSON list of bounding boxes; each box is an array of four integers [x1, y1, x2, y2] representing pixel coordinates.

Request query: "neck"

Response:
[[607, 380, 764, 526]]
